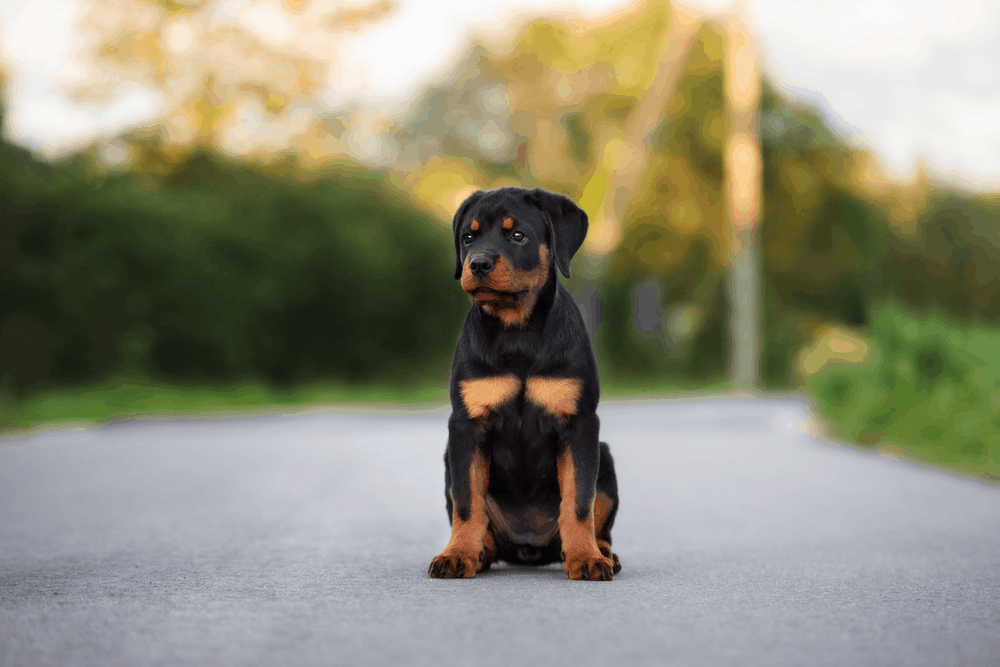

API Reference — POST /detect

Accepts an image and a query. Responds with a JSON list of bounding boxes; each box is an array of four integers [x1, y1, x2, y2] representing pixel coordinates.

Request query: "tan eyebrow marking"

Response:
[[470, 219, 480, 231], [502, 217, 514, 230]]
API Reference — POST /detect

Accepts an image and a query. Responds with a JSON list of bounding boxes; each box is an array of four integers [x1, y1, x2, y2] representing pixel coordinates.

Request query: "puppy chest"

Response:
[[458, 374, 584, 424]]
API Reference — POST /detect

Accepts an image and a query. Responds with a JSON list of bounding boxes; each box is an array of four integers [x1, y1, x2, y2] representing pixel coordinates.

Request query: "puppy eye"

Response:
[[511, 231, 526, 243], [462, 234, 474, 246]]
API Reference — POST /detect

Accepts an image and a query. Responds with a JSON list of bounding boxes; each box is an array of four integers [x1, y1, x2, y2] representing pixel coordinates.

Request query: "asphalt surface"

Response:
[[1, 397, 998, 667]]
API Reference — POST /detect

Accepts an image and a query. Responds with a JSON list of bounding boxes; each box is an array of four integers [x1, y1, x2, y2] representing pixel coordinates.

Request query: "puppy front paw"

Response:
[[428, 550, 481, 579], [562, 551, 614, 581]]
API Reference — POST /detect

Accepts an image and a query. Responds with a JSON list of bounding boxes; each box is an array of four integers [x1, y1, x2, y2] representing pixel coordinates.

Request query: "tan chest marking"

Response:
[[459, 375, 522, 421], [525, 377, 582, 421]]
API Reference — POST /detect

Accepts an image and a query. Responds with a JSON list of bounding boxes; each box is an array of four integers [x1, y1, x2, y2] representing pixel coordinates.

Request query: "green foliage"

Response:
[[760, 187, 892, 386], [886, 195, 1000, 319], [0, 144, 467, 400], [561, 112, 591, 166], [599, 226, 727, 384], [654, 72, 725, 187], [803, 301, 1000, 480], [754, 86, 895, 385]]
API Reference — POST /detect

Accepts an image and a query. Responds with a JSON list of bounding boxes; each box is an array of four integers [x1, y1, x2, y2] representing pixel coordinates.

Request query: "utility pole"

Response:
[[723, 11, 763, 390]]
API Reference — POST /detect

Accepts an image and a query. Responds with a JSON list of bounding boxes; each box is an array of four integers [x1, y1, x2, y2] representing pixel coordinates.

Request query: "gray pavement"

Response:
[[1, 397, 998, 666]]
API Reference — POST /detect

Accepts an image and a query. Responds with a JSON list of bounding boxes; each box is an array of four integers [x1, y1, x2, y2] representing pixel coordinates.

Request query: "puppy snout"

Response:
[[469, 255, 495, 277]]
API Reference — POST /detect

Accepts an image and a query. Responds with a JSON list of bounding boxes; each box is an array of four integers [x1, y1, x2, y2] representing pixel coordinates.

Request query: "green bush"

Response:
[[803, 301, 1000, 480], [0, 146, 467, 397]]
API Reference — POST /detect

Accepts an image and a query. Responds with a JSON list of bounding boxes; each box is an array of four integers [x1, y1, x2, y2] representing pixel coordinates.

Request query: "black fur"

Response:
[[430, 187, 621, 580]]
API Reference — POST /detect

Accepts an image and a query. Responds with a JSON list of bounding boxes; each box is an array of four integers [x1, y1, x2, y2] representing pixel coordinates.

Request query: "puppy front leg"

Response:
[[429, 430, 489, 579], [557, 415, 615, 581]]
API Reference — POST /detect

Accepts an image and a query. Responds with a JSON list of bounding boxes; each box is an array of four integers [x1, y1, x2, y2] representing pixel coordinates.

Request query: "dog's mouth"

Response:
[[471, 286, 527, 299], [469, 286, 527, 308], [471, 286, 526, 298]]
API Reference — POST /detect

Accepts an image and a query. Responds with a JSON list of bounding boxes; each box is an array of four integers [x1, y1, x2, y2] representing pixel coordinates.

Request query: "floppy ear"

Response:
[[452, 191, 485, 279], [524, 188, 589, 278]]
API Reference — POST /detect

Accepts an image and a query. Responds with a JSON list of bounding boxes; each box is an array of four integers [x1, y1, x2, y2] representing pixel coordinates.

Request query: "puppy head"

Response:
[[451, 187, 588, 327]]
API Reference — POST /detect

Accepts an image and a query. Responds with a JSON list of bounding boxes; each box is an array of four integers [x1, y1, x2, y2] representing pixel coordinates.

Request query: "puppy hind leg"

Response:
[[594, 441, 622, 574], [478, 526, 498, 572]]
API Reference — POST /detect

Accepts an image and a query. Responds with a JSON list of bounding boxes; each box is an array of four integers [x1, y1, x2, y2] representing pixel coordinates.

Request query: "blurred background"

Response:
[[1, 0, 998, 481]]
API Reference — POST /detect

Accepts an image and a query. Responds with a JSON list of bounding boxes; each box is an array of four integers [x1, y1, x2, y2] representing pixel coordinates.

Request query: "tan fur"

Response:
[[594, 490, 614, 537], [459, 375, 522, 422], [460, 255, 478, 294], [526, 377, 582, 422], [430, 451, 490, 578], [460, 245, 551, 328], [557, 450, 614, 580]]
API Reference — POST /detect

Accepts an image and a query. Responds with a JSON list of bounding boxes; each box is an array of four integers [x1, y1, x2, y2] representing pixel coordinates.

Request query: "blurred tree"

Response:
[[397, 0, 697, 214], [885, 195, 1000, 320], [756, 86, 893, 385], [600, 24, 730, 383], [72, 0, 394, 164]]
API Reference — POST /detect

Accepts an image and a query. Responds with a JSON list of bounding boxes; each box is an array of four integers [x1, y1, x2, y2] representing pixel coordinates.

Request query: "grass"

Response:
[[0, 377, 451, 435], [800, 300, 1000, 483]]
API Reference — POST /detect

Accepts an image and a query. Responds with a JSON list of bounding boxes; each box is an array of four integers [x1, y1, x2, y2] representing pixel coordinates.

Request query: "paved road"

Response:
[[1, 397, 998, 666]]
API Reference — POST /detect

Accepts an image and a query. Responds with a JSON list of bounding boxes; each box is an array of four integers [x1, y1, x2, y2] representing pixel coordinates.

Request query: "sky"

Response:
[[1, 0, 998, 190]]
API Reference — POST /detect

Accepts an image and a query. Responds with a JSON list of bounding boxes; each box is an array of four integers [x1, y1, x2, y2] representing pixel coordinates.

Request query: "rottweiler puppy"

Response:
[[428, 187, 621, 581]]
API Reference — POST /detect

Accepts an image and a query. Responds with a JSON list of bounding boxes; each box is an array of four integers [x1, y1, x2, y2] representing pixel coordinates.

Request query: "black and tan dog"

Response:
[[428, 187, 621, 581]]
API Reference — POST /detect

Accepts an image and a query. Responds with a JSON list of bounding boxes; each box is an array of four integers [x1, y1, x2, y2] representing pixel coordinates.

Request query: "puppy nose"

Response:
[[469, 255, 494, 276]]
